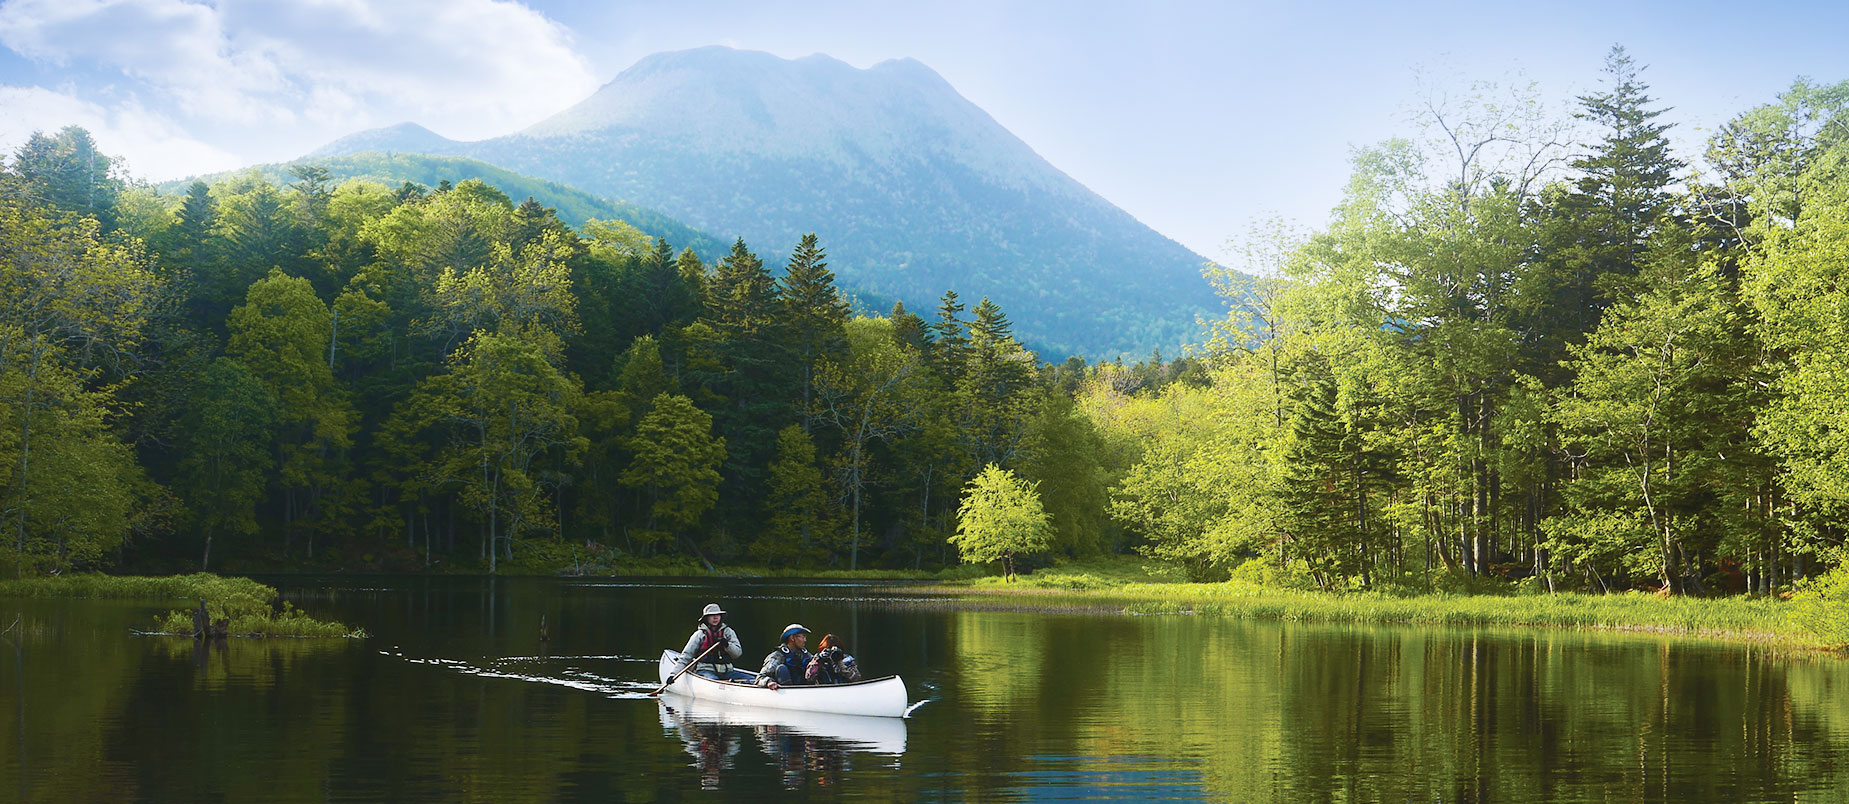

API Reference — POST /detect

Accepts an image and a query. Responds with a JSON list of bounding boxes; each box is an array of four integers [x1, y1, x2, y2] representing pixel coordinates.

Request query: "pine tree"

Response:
[[779, 233, 850, 429], [890, 301, 930, 351], [1542, 45, 1687, 343], [931, 290, 968, 387], [10, 126, 122, 228]]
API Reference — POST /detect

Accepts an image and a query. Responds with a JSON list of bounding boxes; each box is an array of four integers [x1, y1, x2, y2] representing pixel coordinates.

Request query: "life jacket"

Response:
[[776, 646, 811, 682], [694, 627, 731, 667]]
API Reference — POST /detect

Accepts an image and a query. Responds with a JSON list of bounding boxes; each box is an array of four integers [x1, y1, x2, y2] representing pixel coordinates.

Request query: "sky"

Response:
[[2, 0, 1846, 261]]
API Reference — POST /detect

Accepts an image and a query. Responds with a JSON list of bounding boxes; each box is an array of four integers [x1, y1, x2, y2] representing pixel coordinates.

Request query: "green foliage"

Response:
[[951, 464, 1053, 580], [752, 424, 838, 567], [0, 572, 364, 638], [9, 57, 1849, 604], [0, 183, 158, 573], [1794, 553, 1849, 649], [164, 151, 728, 258], [175, 358, 278, 570], [415, 332, 586, 571], [621, 393, 725, 550], [10, 126, 123, 228]]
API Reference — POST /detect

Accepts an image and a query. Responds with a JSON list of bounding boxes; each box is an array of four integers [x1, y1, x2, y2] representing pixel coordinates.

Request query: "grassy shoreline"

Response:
[[0, 573, 367, 638], [901, 561, 1820, 650]]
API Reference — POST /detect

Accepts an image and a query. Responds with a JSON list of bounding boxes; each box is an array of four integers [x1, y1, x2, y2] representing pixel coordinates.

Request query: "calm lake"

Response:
[[3, 576, 1848, 802]]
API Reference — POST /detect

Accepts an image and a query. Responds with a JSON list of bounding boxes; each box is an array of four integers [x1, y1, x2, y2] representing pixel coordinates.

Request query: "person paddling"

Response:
[[677, 603, 752, 682], [755, 623, 812, 690]]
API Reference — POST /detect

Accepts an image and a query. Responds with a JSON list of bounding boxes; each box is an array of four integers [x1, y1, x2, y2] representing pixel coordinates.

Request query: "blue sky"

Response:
[[2, 0, 1845, 260]]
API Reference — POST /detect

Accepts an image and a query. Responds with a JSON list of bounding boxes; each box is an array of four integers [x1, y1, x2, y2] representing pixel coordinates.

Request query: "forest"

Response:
[[1, 48, 1846, 596]]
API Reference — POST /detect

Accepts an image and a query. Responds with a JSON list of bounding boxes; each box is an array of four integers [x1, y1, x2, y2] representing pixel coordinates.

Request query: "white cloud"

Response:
[[0, 0, 600, 139], [0, 84, 242, 178]]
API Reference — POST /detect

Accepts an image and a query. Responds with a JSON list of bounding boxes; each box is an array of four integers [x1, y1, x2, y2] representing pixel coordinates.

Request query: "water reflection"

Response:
[[658, 698, 905, 790], [8, 577, 1849, 802]]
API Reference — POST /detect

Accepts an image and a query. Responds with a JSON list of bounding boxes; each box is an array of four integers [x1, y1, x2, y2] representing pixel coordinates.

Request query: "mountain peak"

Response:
[[305, 122, 456, 159], [521, 47, 1057, 189], [303, 46, 1218, 356]]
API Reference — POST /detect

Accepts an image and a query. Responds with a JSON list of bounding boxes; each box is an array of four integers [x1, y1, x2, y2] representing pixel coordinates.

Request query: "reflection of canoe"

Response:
[[657, 649, 909, 718], [659, 697, 908, 755]]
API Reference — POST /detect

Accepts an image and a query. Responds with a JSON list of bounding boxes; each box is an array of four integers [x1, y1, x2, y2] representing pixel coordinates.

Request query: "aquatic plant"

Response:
[[0, 573, 366, 638]]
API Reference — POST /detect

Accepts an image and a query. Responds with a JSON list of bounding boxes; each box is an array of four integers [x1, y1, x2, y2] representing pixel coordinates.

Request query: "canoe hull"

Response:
[[657, 650, 909, 718]]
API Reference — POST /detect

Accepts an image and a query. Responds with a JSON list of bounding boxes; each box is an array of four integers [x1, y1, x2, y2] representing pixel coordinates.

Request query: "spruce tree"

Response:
[[931, 290, 968, 387], [1545, 45, 1687, 343], [780, 233, 850, 429]]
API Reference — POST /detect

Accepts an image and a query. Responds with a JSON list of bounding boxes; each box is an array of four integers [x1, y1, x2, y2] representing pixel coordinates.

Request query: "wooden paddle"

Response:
[[651, 638, 725, 696]]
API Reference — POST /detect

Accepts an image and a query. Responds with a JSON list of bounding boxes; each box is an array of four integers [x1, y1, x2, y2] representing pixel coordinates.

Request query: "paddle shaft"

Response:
[[651, 634, 726, 696]]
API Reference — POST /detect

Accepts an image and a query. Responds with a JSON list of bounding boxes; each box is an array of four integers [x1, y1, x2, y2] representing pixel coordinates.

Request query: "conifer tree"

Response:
[[1543, 45, 1687, 343], [931, 290, 968, 387], [10, 126, 122, 228], [780, 233, 850, 429]]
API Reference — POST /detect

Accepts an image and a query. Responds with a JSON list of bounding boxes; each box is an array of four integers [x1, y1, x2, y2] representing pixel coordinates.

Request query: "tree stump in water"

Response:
[[192, 600, 230, 639]]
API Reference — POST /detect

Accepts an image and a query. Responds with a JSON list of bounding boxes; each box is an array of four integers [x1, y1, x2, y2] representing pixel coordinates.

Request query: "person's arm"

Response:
[[720, 626, 742, 662], [804, 655, 823, 682], [676, 630, 703, 671], [755, 652, 781, 687]]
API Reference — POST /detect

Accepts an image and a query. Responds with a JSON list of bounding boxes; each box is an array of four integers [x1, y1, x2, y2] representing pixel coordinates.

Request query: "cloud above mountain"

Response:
[[0, 0, 599, 176]]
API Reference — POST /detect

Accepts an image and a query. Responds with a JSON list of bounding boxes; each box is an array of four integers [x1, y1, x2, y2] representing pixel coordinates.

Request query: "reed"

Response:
[[929, 561, 1811, 648]]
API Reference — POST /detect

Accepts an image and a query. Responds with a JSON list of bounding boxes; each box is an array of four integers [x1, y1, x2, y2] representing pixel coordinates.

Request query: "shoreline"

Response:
[[900, 579, 1819, 651], [6, 566, 1823, 652]]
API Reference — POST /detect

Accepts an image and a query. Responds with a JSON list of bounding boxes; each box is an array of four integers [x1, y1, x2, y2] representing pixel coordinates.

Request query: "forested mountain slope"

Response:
[[311, 46, 1224, 358], [167, 151, 729, 260]]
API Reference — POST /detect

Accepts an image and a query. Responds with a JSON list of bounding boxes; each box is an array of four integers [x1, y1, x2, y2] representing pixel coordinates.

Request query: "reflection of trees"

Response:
[[1039, 619, 1849, 802], [0, 604, 362, 802], [951, 610, 1047, 713]]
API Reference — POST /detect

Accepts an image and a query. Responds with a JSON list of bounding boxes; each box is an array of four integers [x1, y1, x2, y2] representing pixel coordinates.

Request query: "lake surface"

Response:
[[3, 576, 1848, 802]]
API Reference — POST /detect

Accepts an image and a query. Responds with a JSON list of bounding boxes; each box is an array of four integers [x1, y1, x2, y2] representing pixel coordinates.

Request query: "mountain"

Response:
[[309, 46, 1227, 358], [165, 152, 729, 259]]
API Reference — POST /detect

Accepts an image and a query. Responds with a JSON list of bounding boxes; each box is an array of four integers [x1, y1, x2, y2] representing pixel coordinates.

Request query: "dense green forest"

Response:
[[162, 151, 732, 260], [2, 48, 1846, 595], [0, 127, 1158, 575]]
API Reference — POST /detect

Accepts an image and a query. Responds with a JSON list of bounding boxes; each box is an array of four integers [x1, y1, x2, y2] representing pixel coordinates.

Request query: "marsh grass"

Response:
[[927, 560, 1812, 647], [0, 573, 366, 638]]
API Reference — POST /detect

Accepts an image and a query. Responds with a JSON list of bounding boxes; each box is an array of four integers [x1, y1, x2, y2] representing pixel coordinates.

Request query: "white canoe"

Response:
[[656, 649, 909, 718]]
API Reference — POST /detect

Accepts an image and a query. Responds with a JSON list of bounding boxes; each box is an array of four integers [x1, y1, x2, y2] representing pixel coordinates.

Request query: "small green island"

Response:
[[0, 574, 364, 638]]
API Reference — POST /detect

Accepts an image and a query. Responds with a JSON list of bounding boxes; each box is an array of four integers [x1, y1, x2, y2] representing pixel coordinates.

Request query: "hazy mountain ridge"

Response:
[[165, 152, 730, 259], [310, 46, 1223, 357]]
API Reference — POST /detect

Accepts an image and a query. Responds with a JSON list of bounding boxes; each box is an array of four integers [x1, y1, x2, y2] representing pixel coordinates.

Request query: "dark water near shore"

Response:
[[3, 576, 1848, 802]]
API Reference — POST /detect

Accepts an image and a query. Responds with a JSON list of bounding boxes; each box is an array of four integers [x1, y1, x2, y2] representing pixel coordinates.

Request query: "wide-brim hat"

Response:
[[781, 623, 810, 642], [699, 603, 726, 620]]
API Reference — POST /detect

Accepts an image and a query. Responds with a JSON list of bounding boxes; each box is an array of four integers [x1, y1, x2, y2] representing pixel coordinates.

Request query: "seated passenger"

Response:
[[756, 623, 812, 689], [677, 603, 754, 682], [805, 633, 862, 684]]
